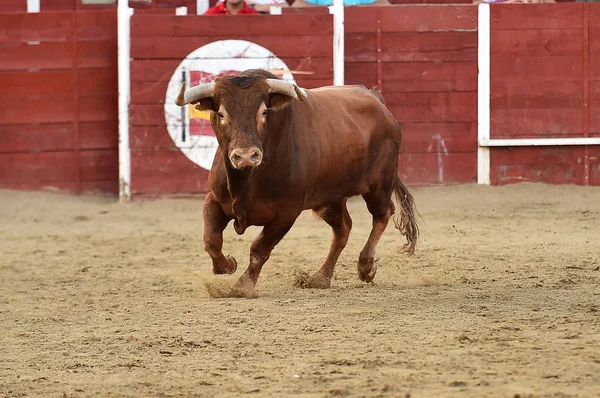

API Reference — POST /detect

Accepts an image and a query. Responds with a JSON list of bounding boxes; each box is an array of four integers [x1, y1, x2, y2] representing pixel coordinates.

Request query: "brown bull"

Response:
[[175, 69, 419, 295]]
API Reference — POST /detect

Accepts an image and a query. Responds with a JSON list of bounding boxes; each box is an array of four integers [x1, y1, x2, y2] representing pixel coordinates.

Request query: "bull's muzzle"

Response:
[[229, 147, 263, 169]]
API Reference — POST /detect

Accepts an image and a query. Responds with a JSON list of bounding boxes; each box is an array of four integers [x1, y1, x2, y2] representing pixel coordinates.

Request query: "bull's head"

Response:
[[175, 74, 307, 170]]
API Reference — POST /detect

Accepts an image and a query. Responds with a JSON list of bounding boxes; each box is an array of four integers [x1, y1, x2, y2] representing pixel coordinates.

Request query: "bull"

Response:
[[175, 69, 419, 296]]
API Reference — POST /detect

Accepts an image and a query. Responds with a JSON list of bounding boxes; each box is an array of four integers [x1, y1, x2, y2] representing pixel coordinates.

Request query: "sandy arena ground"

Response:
[[1, 183, 599, 397]]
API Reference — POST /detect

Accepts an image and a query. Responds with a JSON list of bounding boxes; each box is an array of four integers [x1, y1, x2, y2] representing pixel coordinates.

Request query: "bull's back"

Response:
[[296, 86, 399, 205]]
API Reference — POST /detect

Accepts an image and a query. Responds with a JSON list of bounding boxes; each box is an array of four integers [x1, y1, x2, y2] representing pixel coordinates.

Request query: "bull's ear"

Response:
[[268, 93, 295, 111], [193, 98, 214, 112]]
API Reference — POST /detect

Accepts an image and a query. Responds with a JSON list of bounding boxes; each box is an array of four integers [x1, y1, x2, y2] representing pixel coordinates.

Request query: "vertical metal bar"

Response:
[[197, 0, 210, 14], [72, 13, 81, 195], [118, 0, 133, 201], [27, 0, 40, 13], [583, 3, 590, 186], [181, 67, 187, 143], [477, 3, 491, 185], [330, 0, 344, 86], [376, 15, 383, 93]]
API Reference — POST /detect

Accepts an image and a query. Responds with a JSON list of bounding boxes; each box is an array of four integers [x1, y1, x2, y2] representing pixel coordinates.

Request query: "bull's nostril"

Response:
[[232, 154, 241, 163], [250, 153, 259, 163]]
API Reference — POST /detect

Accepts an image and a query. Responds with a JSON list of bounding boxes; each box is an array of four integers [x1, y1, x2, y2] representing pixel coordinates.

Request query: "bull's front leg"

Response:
[[230, 213, 299, 297], [203, 193, 237, 274]]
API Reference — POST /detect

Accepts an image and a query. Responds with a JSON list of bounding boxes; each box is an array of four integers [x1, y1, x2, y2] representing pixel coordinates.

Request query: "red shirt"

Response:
[[204, 1, 259, 14]]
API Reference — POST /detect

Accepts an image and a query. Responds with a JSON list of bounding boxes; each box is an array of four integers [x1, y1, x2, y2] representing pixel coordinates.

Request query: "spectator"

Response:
[[204, 0, 259, 14]]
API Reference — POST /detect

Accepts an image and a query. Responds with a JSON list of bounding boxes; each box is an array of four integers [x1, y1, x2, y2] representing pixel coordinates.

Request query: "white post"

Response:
[[197, 0, 210, 14], [329, 0, 344, 86], [477, 3, 491, 185], [27, 0, 40, 13], [118, 0, 133, 201]]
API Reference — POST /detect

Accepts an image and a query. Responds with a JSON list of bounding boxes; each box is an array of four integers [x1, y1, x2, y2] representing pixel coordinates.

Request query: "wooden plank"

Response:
[[0, 70, 73, 97], [0, 152, 77, 183], [344, 7, 378, 33], [385, 92, 477, 123], [491, 4, 582, 30], [590, 5, 600, 28], [131, 14, 332, 38], [490, 109, 583, 138], [345, 62, 377, 88], [79, 121, 118, 149], [345, 5, 477, 33], [491, 147, 584, 185], [131, 36, 332, 60], [130, 126, 177, 149], [0, 124, 74, 153], [0, 43, 73, 71], [491, 80, 583, 109], [79, 149, 118, 182], [80, 180, 118, 194], [40, 0, 78, 10], [131, 81, 171, 105], [0, 0, 26, 12], [399, 122, 476, 154], [590, 56, 600, 80], [78, 68, 118, 95], [77, 11, 117, 41], [381, 32, 477, 63], [589, 28, 600, 55], [383, 62, 477, 92], [131, 149, 210, 194], [131, 104, 166, 126], [492, 56, 582, 82], [0, 12, 72, 43], [0, 97, 75, 124], [346, 33, 377, 63], [130, 58, 332, 83], [491, 29, 583, 56], [131, 60, 180, 82], [379, 5, 477, 33], [79, 95, 118, 122], [77, 40, 117, 69], [398, 152, 476, 185]]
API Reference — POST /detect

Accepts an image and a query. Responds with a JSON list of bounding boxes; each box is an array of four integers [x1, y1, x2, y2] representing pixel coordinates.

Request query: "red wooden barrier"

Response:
[[345, 5, 478, 186], [489, 4, 600, 186], [0, 11, 119, 194]]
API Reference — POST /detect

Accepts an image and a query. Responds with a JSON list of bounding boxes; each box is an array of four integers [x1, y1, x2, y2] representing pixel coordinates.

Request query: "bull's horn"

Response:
[[266, 79, 308, 101], [175, 82, 215, 106]]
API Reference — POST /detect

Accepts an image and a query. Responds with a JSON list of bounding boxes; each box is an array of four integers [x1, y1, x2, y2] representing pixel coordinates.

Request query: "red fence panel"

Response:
[[489, 3, 599, 186], [345, 5, 478, 186], [0, 11, 118, 194]]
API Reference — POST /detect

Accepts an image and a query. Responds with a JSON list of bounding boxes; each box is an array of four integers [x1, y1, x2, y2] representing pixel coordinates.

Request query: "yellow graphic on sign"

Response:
[[188, 105, 211, 121]]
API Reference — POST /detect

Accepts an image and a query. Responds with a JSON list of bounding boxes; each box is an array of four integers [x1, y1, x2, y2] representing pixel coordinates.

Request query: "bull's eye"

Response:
[[217, 112, 224, 119], [262, 109, 268, 117]]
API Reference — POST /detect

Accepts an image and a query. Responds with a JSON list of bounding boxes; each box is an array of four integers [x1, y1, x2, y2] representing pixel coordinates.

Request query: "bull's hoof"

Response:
[[213, 255, 238, 275], [357, 257, 379, 283]]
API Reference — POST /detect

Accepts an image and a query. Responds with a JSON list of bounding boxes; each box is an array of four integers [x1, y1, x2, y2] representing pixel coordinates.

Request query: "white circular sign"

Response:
[[164, 40, 296, 170]]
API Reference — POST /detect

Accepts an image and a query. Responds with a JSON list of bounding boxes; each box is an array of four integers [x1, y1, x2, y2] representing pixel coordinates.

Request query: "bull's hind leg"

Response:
[[203, 193, 237, 274], [358, 193, 394, 283], [302, 200, 353, 289]]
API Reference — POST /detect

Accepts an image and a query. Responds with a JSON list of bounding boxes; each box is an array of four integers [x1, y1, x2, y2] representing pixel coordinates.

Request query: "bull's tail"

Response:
[[392, 176, 419, 255]]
